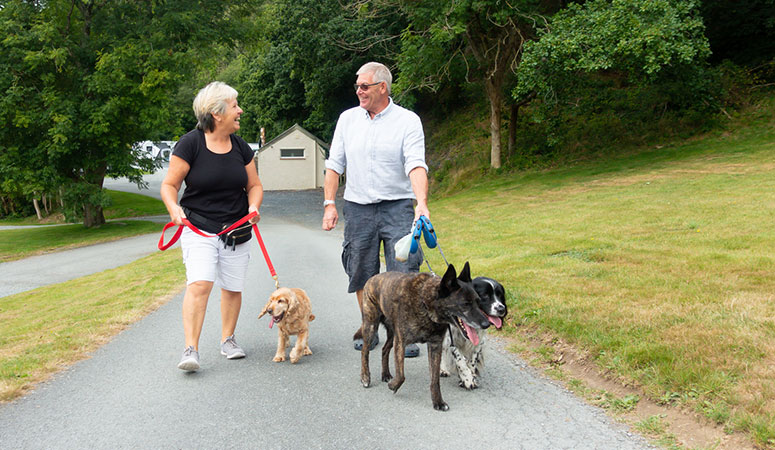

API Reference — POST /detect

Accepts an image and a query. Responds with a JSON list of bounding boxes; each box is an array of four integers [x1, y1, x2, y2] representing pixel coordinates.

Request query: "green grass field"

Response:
[[421, 104, 775, 447], [0, 190, 168, 262]]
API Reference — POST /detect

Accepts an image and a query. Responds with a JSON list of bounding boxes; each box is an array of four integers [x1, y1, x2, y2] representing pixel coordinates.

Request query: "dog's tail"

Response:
[[309, 314, 316, 321]]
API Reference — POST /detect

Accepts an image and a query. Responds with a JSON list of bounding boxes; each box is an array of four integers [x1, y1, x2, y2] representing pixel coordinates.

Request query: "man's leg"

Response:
[[342, 201, 380, 350], [381, 199, 422, 357]]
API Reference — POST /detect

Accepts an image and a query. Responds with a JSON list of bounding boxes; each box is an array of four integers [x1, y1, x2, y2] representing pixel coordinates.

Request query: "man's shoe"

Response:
[[220, 335, 246, 359], [353, 333, 379, 351], [177, 346, 200, 371], [404, 343, 420, 358]]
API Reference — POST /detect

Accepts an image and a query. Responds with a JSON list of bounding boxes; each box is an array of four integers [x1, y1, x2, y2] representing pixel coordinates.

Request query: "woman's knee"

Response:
[[187, 280, 214, 298]]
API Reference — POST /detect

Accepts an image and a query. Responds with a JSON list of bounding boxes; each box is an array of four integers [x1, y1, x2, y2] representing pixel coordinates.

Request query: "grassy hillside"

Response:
[[423, 95, 775, 447]]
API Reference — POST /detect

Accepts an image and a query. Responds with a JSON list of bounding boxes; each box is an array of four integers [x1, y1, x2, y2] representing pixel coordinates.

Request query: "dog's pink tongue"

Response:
[[268, 319, 274, 329], [463, 322, 480, 346], [488, 315, 502, 329]]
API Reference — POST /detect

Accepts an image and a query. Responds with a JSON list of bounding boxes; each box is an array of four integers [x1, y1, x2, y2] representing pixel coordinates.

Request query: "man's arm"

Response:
[[409, 166, 429, 221], [322, 168, 340, 230]]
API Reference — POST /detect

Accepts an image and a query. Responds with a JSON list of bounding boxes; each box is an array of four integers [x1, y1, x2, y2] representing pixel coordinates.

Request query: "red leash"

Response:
[[158, 211, 279, 287]]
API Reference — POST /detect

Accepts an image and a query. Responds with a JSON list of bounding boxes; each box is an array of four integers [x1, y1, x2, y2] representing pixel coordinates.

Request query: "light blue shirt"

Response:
[[326, 98, 428, 205]]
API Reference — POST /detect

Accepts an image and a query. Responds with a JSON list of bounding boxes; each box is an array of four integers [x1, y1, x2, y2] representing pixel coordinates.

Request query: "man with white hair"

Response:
[[322, 62, 429, 358]]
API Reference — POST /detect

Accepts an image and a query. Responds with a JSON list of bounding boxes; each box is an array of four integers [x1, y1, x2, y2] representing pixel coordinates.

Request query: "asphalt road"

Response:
[[0, 174, 654, 449]]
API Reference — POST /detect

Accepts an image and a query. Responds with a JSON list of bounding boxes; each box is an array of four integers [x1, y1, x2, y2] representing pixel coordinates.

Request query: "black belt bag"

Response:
[[184, 208, 252, 251]]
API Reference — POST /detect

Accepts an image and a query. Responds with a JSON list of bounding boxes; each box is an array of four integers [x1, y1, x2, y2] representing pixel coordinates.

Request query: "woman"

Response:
[[161, 81, 263, 372]]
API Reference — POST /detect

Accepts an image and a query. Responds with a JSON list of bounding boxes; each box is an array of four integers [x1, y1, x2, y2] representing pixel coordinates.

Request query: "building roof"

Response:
[[260, 123, 330, 152]]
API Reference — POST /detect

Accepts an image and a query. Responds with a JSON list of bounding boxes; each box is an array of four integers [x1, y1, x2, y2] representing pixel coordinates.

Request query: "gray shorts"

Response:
[[341, 199, 423, 293]]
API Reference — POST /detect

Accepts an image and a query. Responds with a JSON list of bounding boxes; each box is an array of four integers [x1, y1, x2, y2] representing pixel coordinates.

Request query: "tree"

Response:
[[379, 0, 710, 169], [516, 0, 711, 100], [0, 0, 256, 226], [237, 0, 405, 142], [387, 0, 558, 169]]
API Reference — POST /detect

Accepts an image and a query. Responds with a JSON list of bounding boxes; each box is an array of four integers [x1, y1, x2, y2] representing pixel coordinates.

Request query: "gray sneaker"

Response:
[[177, 346, 200, 371], [220, 335, 246, 359]]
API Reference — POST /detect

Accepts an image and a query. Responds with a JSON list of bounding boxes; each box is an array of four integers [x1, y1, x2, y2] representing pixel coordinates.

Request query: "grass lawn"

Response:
[[423, 110, 775, 446], [0, 190, 168, 262], [0, 249, 185, 401]]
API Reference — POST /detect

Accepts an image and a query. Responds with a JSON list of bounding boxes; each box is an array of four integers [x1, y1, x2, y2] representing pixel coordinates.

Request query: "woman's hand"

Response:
[[171, 204, 187, 226], [248, 204, 261, 224]]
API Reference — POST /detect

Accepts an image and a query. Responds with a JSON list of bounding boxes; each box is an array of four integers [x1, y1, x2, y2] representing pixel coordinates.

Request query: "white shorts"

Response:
[[180, 227, 251, 292]]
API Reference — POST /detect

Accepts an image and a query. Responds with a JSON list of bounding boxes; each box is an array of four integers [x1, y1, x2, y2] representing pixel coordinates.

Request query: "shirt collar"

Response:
[[362, 97, 394, 120]]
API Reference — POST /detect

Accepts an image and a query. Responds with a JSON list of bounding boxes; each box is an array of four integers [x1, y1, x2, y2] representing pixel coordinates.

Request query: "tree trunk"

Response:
[[84, 203, 105, 227], [82, 163, 107, 228], [33, 198, 43, 220], [508, 103, 518, 158], [485, 81, 503, 169]]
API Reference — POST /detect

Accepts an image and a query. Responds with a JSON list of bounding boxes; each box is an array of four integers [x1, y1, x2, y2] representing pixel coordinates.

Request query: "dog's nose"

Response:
[[495, 304, 506, 314], [267, 308, 273, 315]]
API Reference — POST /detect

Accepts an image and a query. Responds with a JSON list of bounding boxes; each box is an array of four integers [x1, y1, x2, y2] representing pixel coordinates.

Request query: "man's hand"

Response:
[[322, 204, 338, 231], [413, 203, 430, 223]]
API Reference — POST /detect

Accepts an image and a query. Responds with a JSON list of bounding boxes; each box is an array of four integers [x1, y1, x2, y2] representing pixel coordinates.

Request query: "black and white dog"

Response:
[[441, 276, 507, 389]]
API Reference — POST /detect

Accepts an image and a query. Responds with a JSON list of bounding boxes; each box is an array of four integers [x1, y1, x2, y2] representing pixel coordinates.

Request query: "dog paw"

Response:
[[381, 372, 393, 383], [303, 348, 312, 356], [361, 374, 371, 388], [440, 370, 450, 378], [433, 401, 449, 412], [387, 378, 404, 392], [272, 355, 286, 362], [458, 377, 478, 390]]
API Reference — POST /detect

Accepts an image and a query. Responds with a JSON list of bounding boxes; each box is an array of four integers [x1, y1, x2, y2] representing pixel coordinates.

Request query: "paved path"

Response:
[[0, 175, 654, 449]]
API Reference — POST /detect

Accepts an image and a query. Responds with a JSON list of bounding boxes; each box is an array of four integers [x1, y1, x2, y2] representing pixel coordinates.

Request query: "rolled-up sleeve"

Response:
[[402, 114, 428, 176], [325, 114, 347, 174]]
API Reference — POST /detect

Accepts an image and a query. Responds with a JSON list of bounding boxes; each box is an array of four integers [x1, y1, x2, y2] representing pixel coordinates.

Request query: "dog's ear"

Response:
[[257, 299, 272, 319], [458, 261, 472, 283], [439, 263, 458, 297], [287, 290, 298, 312]]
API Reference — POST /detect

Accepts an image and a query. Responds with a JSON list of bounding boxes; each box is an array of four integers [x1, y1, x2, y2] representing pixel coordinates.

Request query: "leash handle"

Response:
[[410, 215, 448, 274]]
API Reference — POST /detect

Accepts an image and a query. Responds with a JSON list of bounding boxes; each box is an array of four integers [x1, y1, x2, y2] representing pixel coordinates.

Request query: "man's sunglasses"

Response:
[[354, 81, 382, 92]]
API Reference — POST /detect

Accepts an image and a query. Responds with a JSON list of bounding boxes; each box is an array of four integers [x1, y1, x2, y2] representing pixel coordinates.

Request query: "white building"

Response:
[[255, 124, 329, 191]]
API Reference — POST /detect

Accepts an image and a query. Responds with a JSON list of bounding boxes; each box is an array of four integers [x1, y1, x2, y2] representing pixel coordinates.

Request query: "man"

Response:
[[322, 62, 429, 358]]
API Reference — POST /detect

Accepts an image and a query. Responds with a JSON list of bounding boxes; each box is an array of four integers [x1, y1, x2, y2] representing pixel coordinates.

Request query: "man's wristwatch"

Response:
[[323, 199, 336, 207]]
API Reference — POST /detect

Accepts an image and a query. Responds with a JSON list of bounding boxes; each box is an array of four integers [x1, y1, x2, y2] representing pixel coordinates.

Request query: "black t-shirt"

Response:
[[174, 129, 255, 231]]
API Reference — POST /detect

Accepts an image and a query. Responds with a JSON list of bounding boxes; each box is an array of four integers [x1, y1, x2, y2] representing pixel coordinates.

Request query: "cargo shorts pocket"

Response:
[[341, 240, 352, 275]]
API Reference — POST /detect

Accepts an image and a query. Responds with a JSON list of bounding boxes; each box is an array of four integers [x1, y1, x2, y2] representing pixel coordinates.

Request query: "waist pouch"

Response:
[[183, 207, 252, 250]]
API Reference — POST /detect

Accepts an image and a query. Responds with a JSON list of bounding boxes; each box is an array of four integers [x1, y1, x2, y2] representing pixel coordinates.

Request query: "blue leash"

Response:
[[410, 216, 448, 274]]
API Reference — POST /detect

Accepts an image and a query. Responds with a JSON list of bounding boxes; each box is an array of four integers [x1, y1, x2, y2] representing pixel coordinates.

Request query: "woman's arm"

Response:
[[245, 159, 263, 224], [160, 155, 190, 225]]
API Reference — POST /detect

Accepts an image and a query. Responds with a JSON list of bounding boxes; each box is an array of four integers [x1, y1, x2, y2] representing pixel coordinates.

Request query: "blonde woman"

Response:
[[161, 81, 263, 371]]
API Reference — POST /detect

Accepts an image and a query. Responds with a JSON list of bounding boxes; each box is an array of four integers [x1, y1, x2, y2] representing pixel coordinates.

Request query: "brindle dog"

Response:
[[360, 262, 491, 411]]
